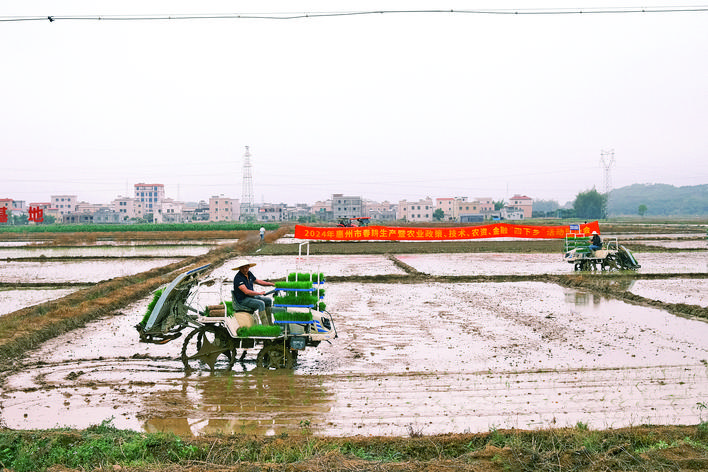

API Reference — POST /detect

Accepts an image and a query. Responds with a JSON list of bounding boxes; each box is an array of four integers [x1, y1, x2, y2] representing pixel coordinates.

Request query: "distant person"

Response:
[[232, 259, 275, 325], [589, 231, 602, 251], [259, 226, 265, 241]]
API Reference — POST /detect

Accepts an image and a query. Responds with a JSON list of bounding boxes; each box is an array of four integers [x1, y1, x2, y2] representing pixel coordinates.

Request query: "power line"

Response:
[[2, 7, 708, 23]]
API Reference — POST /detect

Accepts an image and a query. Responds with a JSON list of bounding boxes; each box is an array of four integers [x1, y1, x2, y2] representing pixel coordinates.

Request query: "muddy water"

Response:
[[634, 252, 708, 274], [2, 275, 707, 436], [0, 288, 77, 316], [0, 245, 214, 258], [398, 252, 707, 275], [0, 259, 183, 283], [209, 254, 407, 280], [629, 279, 708, 307], [632, 240, 707, 249], [201, 251, 708, 281], [609, 233, 706, 240]]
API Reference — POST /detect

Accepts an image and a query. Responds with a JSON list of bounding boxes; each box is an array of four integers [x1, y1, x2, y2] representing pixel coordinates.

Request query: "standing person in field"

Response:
[[260, 226, 265, 241], [589, 231, 603, 251], [232, 259, 275, 325]]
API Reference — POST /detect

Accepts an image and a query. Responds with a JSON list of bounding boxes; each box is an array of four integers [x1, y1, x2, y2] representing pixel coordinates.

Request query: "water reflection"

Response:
[[563, 279, 636, 306], [564, 290, 601, 306], [143, 370, 334, 436]]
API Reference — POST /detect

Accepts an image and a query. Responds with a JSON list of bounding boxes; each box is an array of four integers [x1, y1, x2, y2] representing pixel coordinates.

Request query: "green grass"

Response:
[[1, 423, 708, 471], [0, 419, 201, 472]]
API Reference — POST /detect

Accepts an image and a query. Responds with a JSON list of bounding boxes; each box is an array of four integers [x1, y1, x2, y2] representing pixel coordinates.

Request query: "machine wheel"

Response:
[[181, 325, 235, 371], [256, 344, 294, 370], [575, 260, 591, 271], [602, 254, 620, 271]]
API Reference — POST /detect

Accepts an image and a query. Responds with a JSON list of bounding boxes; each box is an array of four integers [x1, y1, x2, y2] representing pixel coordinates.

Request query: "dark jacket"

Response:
[[591, 234, 602, 248], [233, 271, 256, 302]]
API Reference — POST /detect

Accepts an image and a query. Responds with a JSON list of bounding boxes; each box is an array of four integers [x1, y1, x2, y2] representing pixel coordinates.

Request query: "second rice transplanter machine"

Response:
[[563, 232, 640, 271]]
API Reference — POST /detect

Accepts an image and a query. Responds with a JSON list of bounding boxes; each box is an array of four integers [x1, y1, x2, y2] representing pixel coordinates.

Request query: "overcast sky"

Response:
[[2, 1, 707, 207]]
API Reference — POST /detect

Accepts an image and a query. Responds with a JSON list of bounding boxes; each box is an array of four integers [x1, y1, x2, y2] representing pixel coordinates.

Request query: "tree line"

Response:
[[533, 184, 708, 219]]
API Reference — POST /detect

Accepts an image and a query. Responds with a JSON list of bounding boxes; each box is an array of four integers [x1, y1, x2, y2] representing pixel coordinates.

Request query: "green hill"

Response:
[[608, 183, 708, 216]]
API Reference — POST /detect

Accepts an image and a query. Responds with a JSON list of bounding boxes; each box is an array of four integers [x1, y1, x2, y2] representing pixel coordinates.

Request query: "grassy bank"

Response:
[[1, 421, 707, 471]]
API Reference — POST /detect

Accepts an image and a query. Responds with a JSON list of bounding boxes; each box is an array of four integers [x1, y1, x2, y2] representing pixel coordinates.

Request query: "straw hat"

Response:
[[231, 259, 256, 270]]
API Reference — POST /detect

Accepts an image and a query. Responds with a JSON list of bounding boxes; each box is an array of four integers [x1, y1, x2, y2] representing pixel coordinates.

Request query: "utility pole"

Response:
[[240, 146, 255, 222]]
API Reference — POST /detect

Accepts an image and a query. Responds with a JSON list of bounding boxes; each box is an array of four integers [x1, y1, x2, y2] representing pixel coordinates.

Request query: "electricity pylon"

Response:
[[240, 146, 255, 221]]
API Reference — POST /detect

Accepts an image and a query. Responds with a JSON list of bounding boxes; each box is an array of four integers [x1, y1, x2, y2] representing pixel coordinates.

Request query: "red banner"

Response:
[[294, 221, 600, 241]]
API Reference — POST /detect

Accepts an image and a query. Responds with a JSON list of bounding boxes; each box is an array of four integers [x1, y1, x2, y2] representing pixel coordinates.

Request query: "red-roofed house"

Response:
[[503, 195, 533, 220]]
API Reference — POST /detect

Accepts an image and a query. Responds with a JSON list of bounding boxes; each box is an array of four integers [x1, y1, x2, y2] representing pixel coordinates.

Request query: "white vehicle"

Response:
[[136, 263, 337, 371], [563, 234, 640, 272]]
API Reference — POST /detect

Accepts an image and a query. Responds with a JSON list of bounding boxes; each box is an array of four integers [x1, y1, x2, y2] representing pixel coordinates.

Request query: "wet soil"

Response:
[[1, 223, 708, 471]]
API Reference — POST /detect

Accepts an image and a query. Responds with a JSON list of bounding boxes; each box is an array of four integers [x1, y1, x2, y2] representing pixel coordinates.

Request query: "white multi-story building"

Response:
[[75, 202, 103, 213], [311, 199, 332, 221], [257, 203, 287, 222], [284, 203, 312, 221], [134, 183, 165, 215], [435, 197, 455, 220], [398, 197, 434, 222], [112, 196, 144, 221], [475, 197, 494, 213], [51, 195, 77, 216], [332, 194, 363, 219], [504, 194, 533, 220], [364, 199, 397, 221], [157, 198, 185, 223], [435, 196, 496, 221], [209, 196, 239, 222]]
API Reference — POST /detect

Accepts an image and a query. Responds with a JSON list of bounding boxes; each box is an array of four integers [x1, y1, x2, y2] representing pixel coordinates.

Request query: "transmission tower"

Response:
[[600, 149, 615, 195], [600, 149, 615, 218], [240, 146, 255, 221]]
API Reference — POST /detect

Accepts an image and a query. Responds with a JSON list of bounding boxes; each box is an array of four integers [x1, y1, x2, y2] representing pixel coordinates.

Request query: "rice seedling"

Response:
[[140, 289, 164, 325], [274, 293, 319, 307], [236, 325, 282, 337], [275, 281, 315, 290], [273, 311, 313, 322], [287, 272, 325, 283]]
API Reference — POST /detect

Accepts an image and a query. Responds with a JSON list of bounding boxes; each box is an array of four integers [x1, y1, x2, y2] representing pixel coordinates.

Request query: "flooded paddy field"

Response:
[[631, 239, 708, 250], [0, 244, 217, 259], [2, 232, 708, 438], [628, 279, 708, 307], [0, 259, 184, 284], [0, 287, 77, 316], [385, 251, 705, 276], [0, 241, 206, 304]]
